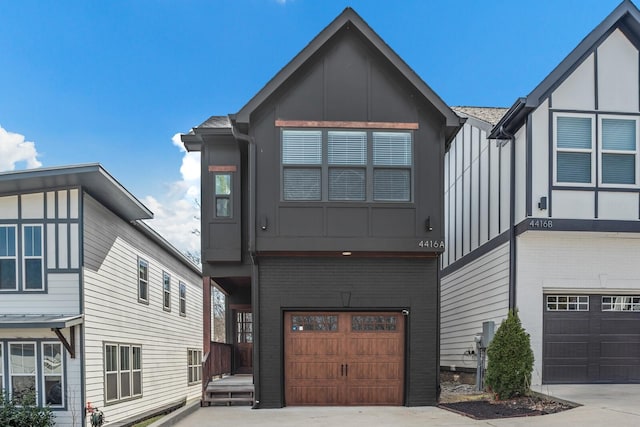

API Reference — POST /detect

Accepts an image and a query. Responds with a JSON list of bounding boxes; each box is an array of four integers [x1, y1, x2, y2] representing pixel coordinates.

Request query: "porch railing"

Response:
[[202, 341, 232, 394]]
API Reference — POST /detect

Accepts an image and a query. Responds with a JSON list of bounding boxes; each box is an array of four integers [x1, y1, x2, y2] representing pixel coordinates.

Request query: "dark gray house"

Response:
[[182, 8, 463, 407]]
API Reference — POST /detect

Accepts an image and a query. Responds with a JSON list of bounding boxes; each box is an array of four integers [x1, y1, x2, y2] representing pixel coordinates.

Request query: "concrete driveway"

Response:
[[161, 385, 640, 427]]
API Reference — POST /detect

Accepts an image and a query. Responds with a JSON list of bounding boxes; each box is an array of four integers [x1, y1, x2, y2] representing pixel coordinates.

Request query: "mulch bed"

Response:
[[439, 395, 576, 420]]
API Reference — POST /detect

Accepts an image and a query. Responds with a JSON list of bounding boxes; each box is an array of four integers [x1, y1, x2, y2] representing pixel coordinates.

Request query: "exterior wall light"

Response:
[[341, 251, 352, 256]]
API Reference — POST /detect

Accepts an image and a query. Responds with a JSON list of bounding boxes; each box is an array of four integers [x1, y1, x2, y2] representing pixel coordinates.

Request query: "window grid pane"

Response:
[[10, 343, 37, 404], [557, 152, 592, 183], [602, 153, 635, 184], [283, 168, 321, 201], [374, 169, 411, 201], [42, 343, 63, 407], [328, 131, 367, 165], [557, 116, 592, 149], [138, 259, 148, 302], [373, 132, 412, 166], [215, 174, 231, 195], [602, 118, 636, 151], [328, 168, 366, 201], [163, 272, 171, 310], [602, 296, 640, 311], [282, 130, 322, 164]]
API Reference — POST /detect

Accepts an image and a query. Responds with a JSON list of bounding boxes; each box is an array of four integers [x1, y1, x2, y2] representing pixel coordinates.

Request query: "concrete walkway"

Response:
[[163, 384, 640, 427]]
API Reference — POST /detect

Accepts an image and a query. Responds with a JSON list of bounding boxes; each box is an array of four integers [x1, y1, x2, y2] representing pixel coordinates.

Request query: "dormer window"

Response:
[[281, 129, 413, 202]]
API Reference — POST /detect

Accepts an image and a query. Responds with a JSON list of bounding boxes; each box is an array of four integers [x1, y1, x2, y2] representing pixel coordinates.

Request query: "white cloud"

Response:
[[143, 133, 201, 261], [0, 125, 42, 171]]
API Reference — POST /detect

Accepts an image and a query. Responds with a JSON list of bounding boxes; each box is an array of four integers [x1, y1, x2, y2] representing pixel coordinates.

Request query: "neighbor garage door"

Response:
[[543, 294, 640, 383], [284, 311, 404, 405]]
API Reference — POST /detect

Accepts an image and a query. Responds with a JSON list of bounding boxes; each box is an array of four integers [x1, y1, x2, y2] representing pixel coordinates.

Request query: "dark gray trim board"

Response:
[[440, 230, 510, 277], [515, 218, 640, 234]]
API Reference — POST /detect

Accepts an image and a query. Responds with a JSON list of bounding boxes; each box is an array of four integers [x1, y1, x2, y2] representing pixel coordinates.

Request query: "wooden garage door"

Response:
[[543, 294, 640, 383], [284, 311, 404, 405]]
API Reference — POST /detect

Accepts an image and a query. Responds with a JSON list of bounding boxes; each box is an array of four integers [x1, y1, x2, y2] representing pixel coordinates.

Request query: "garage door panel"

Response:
[[285, 311, 404, 405], [544, 294, 640, 384]]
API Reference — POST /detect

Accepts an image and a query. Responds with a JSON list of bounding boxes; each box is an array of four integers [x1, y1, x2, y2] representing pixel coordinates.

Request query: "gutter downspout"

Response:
[[231, 120, 261, 409], [499, 125, 518, 311]]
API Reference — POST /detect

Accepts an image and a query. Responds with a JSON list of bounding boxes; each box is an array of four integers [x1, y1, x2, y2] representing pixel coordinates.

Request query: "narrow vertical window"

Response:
[[0, 343, 4, 392], [23, 225, 44, 290], [215, 174, 232, 218], [179, 282, 187, 316], [132, 346, 142, 396], [328, 131, 367, 201], [42, 343, 64, 407], [105, 344, 118, 402], [120, 345, 131, 399], [555, 115, 594, 184], [0, 225, 17, 291], [163, 271, 171, 311], [9, 343, 37, 404], [138, 258, 149, 303]]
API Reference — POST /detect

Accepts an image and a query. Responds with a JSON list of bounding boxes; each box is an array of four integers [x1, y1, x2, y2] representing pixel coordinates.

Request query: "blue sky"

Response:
[[0, 0, 625, 254]]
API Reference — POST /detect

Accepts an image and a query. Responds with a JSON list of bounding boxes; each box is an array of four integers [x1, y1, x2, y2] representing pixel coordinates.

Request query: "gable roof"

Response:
[[233, 7, 462, 137], [490, 0, 640, 138], [452, 106, 508, 128]]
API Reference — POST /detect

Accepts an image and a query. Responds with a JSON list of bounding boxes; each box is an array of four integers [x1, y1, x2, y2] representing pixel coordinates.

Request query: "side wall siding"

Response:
[[440, 243, 510, 370], [258, 257, 439, 407], [82, 194, 202, 424]]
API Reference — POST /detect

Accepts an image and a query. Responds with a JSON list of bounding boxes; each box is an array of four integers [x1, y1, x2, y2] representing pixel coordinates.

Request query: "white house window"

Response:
[[602, 296, 640, 311], [23, 225, 43, 291], [546, 295, 589, 311], [188, 349, 202, 384], [163, 271, 171, 311], [0, 225, 17, 291], [9, 342, 37, 403], [282, 129, 413, 202], [42, 343, 63, 407], [138, 258, 149, 303], [555, 114, 595, 185], [600, 117, 638, 186], [179, 282, 187, 316], [105, 343, 142, 403]]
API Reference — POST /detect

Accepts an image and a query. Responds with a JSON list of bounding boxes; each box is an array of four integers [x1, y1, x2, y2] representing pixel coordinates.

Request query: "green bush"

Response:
[[0, 391, 55, 427], [484, 310, 534, 400]]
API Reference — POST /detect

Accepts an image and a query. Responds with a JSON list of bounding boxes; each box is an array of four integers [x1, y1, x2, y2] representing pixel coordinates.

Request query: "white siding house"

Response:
[[0, 164, 202, 426], [442, 0, 640, 385]]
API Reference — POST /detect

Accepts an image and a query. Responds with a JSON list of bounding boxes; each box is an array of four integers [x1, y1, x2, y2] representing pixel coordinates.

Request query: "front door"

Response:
[[234, 309, 253, 374], [284, 311, 405, 405]]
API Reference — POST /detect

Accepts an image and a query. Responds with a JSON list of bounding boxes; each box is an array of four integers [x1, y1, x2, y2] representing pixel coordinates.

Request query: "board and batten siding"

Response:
[[516, 231, 640, 385], [82, 194, 202, 425], [443, 119, 510, 269], [532, 28, 640, 221], [440, 242, 509, 371]]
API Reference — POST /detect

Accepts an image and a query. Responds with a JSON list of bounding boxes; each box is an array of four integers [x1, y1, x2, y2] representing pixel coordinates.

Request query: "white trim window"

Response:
[[179, 282, 187, 316], [23, 225, 44, 291], [0, 225, 18, 291], [138, 258, 149, 303], [163, 271, 171, 311], [9, 342, 37, 404], [599, 116, 639, 187], [42, 342, 64, 407], [602, 295, 640, 311], [187, 349, 202, 384], [105, 343, 142, 403], [554, 114, 596, 185]]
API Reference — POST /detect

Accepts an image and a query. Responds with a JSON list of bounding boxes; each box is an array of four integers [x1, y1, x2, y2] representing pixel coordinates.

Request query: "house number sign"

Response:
[[418, 240, 445, 249]]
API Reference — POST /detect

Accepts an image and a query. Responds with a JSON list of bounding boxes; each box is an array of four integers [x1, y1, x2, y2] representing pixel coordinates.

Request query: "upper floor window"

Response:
[[215, 173, 232, 217], [281, 129, 413, 202], [23, 225, 43, 291], [163, 271, 171, 311], [179, 282, 187, 316], [554, 113, 639, 187], [138, 258, 149, 303], [0, 225, 17, 291]]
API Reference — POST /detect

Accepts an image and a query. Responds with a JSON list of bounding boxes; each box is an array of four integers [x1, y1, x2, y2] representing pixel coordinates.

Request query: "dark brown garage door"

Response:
[[543, 294, 640, 383], [284, 311, 404, 405]]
